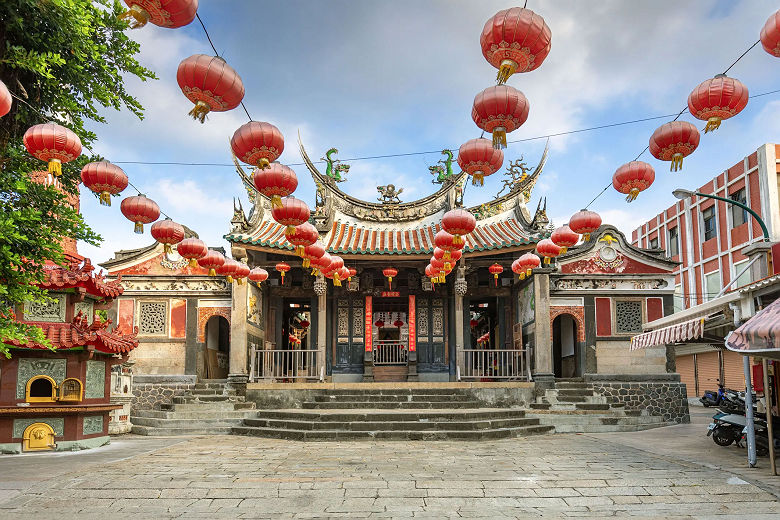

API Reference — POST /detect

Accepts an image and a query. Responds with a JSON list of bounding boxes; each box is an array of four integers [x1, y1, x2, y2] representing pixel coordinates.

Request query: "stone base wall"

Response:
[[585, 374, 690, 424], [131, 375, 197, 413]]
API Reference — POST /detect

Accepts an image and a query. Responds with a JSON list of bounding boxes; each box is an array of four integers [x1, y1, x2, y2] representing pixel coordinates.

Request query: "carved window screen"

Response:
[[59, 378, 83, 402], [139, 302, 167, 335], [615, 300, 643, 334]]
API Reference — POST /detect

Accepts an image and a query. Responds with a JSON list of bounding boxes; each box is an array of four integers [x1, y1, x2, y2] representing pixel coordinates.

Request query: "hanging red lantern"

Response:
[[197, 249, 225, 276], [248, 267, 269, 284], [569, 209, 602, 241], [536, 238, 562, 265], [176, 54, 245, 123], [177, 238, 208, 268], [457, 138, 504, 186], [253, 163, 298, 209], [234, 262, 250, 285], [324, 256, 345, 286], [434, 230, 463, 262], [519, 252, 541, 278], [472, 85, 530, 149], [338, 266, 351, 286], [80, 161, 129, 206], [0, 79, 12, 117], [480, 7, 552, 84], [120, 0, 198, 29], [120, 194, 160, 234], [312, 252, 332, 277], [612, 161, 655, 203], [285, 222, 318, 257], [687, 75, 749, 133], [23, 123, 82, 176], [347, 267, 357, 282], [761, 10, 780, 57], [488, 263, 504, 287], [441, 208, 476, 245], [275, 261, 291, 284], [550, 225, 579, 254], [374, 319, 385, 328], [393, 319, 404, 328], [430, 257, 445, 282], [382, 267, 398, 290], [231, 121, 284, 170], [303, 241, 326, 269], [425, 264, 438, 286], [649, 121, 700, 172], [433, 247, 460, 271], [217, 258, 240, 284], [150, 218, 185, 254], [272, 197, 310, 235]]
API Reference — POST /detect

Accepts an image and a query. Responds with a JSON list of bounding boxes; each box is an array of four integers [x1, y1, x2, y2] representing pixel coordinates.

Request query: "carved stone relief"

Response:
[[85, 360, 106, 399], [82, 415, 104, 435], [615, 300, 643, 334], [138, 302, 166, 335], [13, 418, 64, 438], [24, 295, 66, 323], [121, 279, 229, 292], [16, 358, 66, 399], [551, 278, 669, 291]]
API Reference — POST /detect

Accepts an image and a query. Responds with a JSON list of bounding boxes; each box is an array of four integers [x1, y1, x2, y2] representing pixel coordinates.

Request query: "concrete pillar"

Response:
[[228, 281, 248, 384], [454, 264, 467, 380], [533, 272, 554, 381], [317, 286, 327, 380]]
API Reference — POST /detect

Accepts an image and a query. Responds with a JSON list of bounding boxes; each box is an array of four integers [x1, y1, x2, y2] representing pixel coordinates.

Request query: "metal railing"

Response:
[[250, 349, 318, 382], [373, 340, 408, 365], [461, 349, 528, 380]]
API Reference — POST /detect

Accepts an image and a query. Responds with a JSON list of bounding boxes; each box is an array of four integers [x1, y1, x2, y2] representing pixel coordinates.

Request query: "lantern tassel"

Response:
[[258, 158, 270, 169], [48, 159, 62, 177], [560, 246, 568, 254], [311, 268, 319, 276], [119, 5, 150, 29], [670, 153, 684, 172], [303, 258, 310, 268], [188, 101, 211, 123], [526, 268, 533, 277], [444, 251, 451, 261], [583, 233, 591, 242], [492, 128, 507, 149], [286, 225, 296, 236], [626, 188, 640, 203], [208, 268, 216, 276], [280, 272, 285, 283], [163, 244, 172, 254], [334, 275, 341, 287], [188, 258, 199, 268], [472, 173, 484, 186], [519, 273, 525, 281], [704, 117, 722, 133], [227, 275, 234, 284], [133, 222, 143, 234], [496, 59, 517, 85], [236, 278, 244, 285], [543, 257, 551, 265], [99, 192, 112, 206], [271, 195, 283, 209], [494, 274, 498, 287], [297, 245, 305, 257]]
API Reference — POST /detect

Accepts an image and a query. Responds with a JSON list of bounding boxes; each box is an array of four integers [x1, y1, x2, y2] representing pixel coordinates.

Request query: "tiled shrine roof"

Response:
[[41, 259, 124, 298]]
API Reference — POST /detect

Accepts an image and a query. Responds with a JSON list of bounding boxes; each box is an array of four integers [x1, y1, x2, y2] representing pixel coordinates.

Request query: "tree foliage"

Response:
[[0, 0, 155, 356]]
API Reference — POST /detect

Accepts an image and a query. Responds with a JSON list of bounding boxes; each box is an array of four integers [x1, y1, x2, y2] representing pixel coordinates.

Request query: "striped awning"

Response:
[[630, 317, 706, 350], [726, 298, 780, 355]]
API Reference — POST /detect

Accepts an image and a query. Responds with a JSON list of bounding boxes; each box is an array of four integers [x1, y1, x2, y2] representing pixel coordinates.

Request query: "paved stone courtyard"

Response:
[[1, 424, 779, 519]]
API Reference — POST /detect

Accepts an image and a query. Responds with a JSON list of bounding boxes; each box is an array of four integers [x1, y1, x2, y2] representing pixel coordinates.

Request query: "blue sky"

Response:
[[79, 0, 780, 264]]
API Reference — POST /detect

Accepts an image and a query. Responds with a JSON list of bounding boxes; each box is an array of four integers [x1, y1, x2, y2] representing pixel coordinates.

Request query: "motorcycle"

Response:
[[700, 381, 726, 407], [708, 411, 747, 447]]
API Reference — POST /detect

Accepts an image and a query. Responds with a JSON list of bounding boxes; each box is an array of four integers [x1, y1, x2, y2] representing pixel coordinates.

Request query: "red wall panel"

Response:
[[646, 297, 663, 322], [595, 298, 611, 337]]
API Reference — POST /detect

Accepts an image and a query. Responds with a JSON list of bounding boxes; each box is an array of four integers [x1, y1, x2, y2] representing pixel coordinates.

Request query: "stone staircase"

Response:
[[527, 380, 669, 433], [372, 365, 408, 382], [131, 381, 256, 436], [233, 388, 554, 440]]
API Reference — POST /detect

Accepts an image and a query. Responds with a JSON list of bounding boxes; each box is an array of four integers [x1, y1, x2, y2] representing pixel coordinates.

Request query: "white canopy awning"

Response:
[[631, 317, 706, 350]]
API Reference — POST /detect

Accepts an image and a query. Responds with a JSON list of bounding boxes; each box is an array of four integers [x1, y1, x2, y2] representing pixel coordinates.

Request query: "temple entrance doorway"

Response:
[[204, 315, 230, 379], [372, 297, 409, 381], [552, 314, 579, 378], [277, 299, 314, 381], [466, 298, 504, 380]]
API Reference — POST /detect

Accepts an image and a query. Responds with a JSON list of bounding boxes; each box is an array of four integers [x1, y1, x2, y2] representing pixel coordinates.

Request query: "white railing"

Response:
[[373, 340, 408, 365], [461, 349, 528, 380], [250, 349, 318, 382]]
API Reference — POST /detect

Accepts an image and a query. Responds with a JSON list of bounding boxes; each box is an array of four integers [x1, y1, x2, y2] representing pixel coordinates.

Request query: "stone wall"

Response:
[[128, 340, 187, 376], [130, 375, 196, 413], [595, 340, 667, 375], [585, 374, 690, 423]]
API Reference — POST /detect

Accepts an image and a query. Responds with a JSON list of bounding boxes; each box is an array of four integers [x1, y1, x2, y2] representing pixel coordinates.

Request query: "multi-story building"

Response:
[[632, 143, 780, 398]]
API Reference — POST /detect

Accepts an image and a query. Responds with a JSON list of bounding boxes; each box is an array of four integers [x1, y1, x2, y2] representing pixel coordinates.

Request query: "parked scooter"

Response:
[[708, 411, 747, 446], [700, 381, 726, 407]]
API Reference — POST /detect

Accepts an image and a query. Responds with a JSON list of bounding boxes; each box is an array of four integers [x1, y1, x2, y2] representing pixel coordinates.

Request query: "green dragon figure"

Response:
[[322, 148, 350, 182], [429, 149, 454, 184]]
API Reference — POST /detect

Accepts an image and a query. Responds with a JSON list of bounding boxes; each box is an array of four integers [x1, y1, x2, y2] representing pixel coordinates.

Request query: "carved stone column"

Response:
[[228, 280, 249, 385], [314, 276, 327, 380], [454, 266, 468, 380], [532, 272, 554, 384]]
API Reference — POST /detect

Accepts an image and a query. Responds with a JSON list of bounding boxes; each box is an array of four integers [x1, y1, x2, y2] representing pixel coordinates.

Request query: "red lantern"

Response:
[[649, 121, 700, 172], [217, 258, 240, 284], [393, 319, 404, 328], [234, 262, 251, 285], [550, 225, 579, 254], [325, 256, 345, 286], [312, 252, 332, 277], [374, 320, 385, 328], [120, 0, 197, 29], [23, 123, 82, 176], [248, 267, 269, 284], [177, 54, 244, 123], [272, 197, 310, 235], [457, 138, 504, 186], [430, 257, 446, 283], [338, 267, 351, 285], [285, 222, 318, 257], [536, 238, 562, 265], [382, 267, 398, 290], [80, 161, 129, 206], [303, 242, 326, 270], [197, 249, 225, 276], [518, 252, 541, 277], [488, 263, 503, 287], [472, 85, 530, 149], [177, 238, 208, 268], [687, 75, 749, 133], [254, 163, 298, 209], [612, 161, 655, 203], [761, 10, 780, 57], [275, 261, 291, 284], [425, 264, 438, 286], [480, 7, 552, 84], [347, 267, 357, 282], [569, 209, 602, 241], [231, 121, 284, 169], [434, 247, 460, 271], [0, 79, 12, 117], [441, 208, 476, 245], [434, 230, 463, 261], [151, 218, 185, 254], [120, 194, 160, 234]]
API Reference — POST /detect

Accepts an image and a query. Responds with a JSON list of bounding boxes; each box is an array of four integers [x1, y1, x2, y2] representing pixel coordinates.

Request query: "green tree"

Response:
[[0, 0, 155, 356]]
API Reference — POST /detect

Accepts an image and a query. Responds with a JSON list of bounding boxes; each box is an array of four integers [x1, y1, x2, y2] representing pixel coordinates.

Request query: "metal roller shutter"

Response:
[[676, 354, 697, 397], [722, 350, 746, 391], [696, 351, 721, 394]]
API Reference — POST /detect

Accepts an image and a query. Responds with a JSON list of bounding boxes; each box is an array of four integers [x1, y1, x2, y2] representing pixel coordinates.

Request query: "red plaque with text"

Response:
[[408, 294, 416, 352], [365, 295, 373, 352]]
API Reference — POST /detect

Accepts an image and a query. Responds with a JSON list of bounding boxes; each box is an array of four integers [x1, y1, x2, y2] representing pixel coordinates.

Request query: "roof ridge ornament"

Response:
[[321, 148, 349, 182]]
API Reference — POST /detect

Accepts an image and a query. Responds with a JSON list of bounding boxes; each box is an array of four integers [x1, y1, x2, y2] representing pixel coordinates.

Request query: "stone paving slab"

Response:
[[0, 432, 778, 518]]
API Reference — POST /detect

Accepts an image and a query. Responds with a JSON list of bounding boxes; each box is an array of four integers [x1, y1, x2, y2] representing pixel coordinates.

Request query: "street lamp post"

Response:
[[672, 188, 770, 241]]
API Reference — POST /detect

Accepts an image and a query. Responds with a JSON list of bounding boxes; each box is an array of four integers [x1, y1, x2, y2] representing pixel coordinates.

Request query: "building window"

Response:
[[668, 227, 679, 257], [25, 375, 57, 403], [732, 260, 752, 289], [673, 285, 683, 313], [730, 188, 749, 227], [615, 300, 643, 334], [704, 271, 721, 301], [138, 302, 167, 335], [702, 206, 717, 242], [649, 237, 659, 249]]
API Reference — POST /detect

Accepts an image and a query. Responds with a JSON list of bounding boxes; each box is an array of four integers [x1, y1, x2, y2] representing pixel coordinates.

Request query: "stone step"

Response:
[[527, 414, 663, 426], [194, 382, 230, 389], [173, 395, 244, 404], [320, 388, 472, 396], [243, 416, 540, 432], [133, 409, 256, 420], [188, 388, 237, 396], [310, 394, 472, 403], [528, 407, 638, 416], [130, 416, 247, 428], [131, 425, 234, 436], [554, 389, 596, 397], [160, 402, 255, 411], [251, 409, 527, 422], [232, 424, 554, 441], [301, 400, 483, 409], [529, 415, 671, 433], [554, 382, 590, 389]]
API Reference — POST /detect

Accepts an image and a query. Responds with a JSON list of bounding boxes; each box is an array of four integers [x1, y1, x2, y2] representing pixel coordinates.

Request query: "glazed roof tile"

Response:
[[5, 312, 138, 354], [41, 259, 124, 298]]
